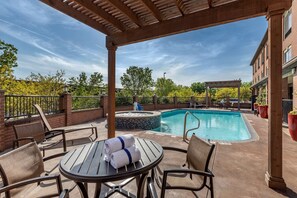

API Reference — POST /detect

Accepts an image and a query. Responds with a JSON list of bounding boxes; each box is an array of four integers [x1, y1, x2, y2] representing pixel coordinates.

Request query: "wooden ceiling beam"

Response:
[[139, 0, 163, 22], [175, 0, 185, 16], [41, 0, 111, 35], [109, 0, 268, 46], [72, 0, 125, 32], [208, 0, 213, 8], [108, 0, 143, 27]]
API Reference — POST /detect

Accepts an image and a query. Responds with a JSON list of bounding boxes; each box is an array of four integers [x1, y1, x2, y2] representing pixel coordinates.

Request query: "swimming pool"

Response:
[[153, 109, 252, 142]]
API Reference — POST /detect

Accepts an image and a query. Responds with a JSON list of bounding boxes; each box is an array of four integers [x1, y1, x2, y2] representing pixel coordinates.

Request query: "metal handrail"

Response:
[[183, 111, 200, 142]]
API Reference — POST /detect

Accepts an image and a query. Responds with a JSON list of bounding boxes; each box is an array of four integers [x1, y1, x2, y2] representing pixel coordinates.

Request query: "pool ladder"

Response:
[[183, 111, 200, 142]]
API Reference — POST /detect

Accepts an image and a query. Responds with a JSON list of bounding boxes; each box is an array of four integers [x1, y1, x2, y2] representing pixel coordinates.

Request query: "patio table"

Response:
[[59, 137, 163, 198]]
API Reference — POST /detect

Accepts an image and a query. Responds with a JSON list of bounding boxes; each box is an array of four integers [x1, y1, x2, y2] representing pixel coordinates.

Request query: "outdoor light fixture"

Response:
[[63, 84, 68, 93]]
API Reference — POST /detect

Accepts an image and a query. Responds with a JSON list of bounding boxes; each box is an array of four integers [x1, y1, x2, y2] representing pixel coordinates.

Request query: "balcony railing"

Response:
[[5, 95, 60, 120], [72, 96, 101, 110]]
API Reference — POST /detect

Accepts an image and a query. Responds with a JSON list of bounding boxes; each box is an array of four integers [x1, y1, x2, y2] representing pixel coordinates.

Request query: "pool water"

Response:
[[153, 110, 251, 141]]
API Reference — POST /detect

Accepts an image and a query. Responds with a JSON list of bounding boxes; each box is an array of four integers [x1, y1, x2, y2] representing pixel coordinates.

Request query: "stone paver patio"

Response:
[[2, 110, 297, 197]]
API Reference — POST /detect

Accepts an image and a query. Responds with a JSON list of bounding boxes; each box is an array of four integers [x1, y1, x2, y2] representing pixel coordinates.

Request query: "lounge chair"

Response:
[[33, 104, 98, 152], [0, 142, 70, 198], [153, 135, 216, 198], [13, 121, 63, 156]]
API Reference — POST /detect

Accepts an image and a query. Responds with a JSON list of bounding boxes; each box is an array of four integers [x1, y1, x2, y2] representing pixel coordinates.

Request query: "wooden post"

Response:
[[265, 3, 290, 189], [106, 39, 117, 139]]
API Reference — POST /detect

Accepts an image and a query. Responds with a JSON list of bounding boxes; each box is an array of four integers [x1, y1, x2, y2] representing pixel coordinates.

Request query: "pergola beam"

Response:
[[72, 0, 125, 32], [139, 0, 163, 22], [41, 0, 111, 35], [208, 0, 213, 8], [108, 0, 143, 27], [109, 0, 267, 46]]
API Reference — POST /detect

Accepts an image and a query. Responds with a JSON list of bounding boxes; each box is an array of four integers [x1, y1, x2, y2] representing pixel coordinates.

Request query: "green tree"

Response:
[[155, 78, 176, 96], [26, 70, 66, 96], [120, 66, 154, 96], [69, 72, 104, 96], [191, 82, 205, 94], [0, 40, 18, 90]]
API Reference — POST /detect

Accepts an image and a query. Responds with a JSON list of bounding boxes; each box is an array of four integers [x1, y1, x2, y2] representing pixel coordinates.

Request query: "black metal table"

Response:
[[59, 137, 163, 198]]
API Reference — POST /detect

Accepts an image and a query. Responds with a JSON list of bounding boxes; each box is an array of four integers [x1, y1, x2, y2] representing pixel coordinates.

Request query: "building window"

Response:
[[284, 9, 292, 38], [254, 64, 257, 72], [258, 58, 260, 69], [261, 50, 264, 64], [284, 46, 292, 63]]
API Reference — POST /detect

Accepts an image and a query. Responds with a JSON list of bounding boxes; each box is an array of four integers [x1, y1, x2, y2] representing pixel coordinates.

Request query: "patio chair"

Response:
[[33, 104, 98, 152], [13, 121, 63, 157], [0, 142, 69, 198], [154, 135, 216, 198]]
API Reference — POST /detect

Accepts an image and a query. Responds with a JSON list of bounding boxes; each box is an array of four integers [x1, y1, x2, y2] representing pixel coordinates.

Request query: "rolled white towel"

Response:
[[104, 134, 135, 155], [110, 146, 141, 169], [104, 153, 111, 162]]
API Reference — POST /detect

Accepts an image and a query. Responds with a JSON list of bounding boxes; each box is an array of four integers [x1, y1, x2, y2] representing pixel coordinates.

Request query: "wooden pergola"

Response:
[[205, 80, 241, 110], [41, 0, 291, 190]]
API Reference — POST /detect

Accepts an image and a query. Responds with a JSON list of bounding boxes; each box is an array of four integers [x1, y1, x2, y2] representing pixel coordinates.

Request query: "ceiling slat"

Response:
[[41, 0, 111, 35], [110, 0, 267, 46], [108, 0, 143, 27], [139, 0, 163, 22], [208, 0, 213, 8], [72, 0, 125, 32]]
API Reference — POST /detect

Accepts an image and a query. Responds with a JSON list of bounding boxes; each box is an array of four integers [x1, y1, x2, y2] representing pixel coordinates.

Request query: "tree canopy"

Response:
[[155, 78, 176, 96], [191, 82, 205, 94], [68, 72, 104, 96], [0, 40, 18, 90], [120, 66, 154, 96]]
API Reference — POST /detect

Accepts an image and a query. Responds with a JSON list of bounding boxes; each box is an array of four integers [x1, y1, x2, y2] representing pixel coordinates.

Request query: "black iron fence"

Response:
[[157, 97, 174, 104], [138, 96, 154, 104], [72, 96, 101, 110], [5, 95, 60, 120], [116, 97, 133, 107], [177, 97, 191, 103]]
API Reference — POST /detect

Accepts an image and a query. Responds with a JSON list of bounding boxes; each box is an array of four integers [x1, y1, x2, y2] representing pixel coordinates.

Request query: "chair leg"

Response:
[[160, 174, 167, 198], [62, 132, 67, 152], [209, 176, 214, 198], [95, 127, 98, 140]]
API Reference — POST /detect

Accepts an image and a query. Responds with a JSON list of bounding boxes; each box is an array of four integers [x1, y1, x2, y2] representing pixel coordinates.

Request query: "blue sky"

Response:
[[0, 0, 267, 87]]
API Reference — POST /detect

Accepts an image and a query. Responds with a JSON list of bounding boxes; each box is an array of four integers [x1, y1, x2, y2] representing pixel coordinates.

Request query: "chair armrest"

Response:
[[59, 189, 69, 198], [13, 137, 35, 148], [0, 174, 62, 194], [147, 177, 158, 198], [164, 168, 214, 178], [162, 146, 187, 153]]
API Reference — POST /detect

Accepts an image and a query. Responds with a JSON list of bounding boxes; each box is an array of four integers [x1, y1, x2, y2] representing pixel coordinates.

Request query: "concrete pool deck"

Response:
[[4, 110, 297, 197]]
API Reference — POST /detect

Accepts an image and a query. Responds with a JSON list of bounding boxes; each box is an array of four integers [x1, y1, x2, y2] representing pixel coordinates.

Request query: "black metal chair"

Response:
[[153, 135, 216, 198]]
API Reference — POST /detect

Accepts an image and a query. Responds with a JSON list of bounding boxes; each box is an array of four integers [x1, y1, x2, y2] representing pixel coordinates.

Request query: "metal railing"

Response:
[[177, 97, 191, 103], [115, 97, 133, 107], [183, 111, 200, 142], [138, 96, 154, 104], [5, 95, 60, 120], [157, 97, 174, 104], [72, 96, 101, 110]]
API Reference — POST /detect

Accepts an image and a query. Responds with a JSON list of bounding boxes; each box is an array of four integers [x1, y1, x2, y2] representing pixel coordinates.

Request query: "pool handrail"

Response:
[[183, 111, 200, 142]]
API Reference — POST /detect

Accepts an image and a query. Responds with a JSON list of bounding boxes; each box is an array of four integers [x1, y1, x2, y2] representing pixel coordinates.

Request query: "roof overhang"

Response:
[[40, 0, 291, 47], [205, 80, 241, 88]]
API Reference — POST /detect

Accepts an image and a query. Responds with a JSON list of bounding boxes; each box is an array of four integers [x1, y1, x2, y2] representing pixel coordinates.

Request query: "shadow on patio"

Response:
[[2, 111, 296, 197]]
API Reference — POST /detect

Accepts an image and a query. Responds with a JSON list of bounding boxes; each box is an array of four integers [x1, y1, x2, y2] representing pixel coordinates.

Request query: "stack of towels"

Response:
[[104, 134, 141, 169]]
